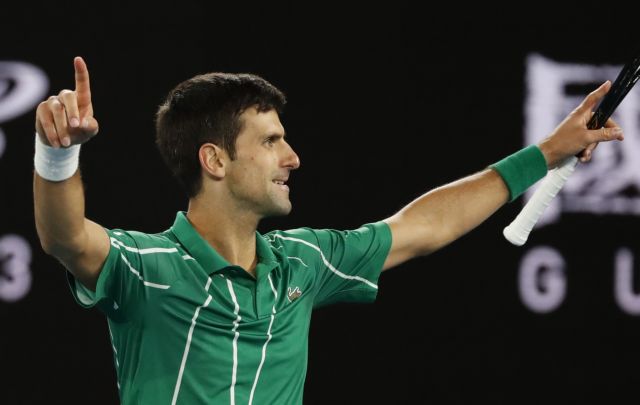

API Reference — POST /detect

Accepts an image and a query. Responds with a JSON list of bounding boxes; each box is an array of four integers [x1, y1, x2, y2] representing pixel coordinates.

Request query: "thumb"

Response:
[[80, 116, 100, 136], [577, 80, 611, 114]]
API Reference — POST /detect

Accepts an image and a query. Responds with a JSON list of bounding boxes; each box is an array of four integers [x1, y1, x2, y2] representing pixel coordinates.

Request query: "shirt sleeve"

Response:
[[66, 228, 174, 320], [279, 221, 392, 308]]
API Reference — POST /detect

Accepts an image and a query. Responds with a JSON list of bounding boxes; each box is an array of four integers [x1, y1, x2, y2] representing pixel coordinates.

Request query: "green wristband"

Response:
[[489, 145, 548, 202]]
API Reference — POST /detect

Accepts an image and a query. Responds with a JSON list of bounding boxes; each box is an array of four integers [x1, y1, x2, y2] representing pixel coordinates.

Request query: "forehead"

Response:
[[237, 107, 284, 139]]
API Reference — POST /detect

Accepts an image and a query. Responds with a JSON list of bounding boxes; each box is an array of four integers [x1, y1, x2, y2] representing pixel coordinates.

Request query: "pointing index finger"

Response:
[[74, 56, 92, 111]]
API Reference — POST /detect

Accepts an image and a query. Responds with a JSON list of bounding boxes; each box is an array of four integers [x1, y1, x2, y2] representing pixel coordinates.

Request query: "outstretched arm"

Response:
[[33, 57, 109, 290], [382, 81, 624, 271]]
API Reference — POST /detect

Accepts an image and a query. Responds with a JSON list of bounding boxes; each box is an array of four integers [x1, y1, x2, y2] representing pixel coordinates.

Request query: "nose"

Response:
[[283, 141, 301, 170]]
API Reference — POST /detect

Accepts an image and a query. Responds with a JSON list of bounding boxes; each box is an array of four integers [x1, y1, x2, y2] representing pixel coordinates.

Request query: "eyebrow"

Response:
[[265, 131, 286, 139]]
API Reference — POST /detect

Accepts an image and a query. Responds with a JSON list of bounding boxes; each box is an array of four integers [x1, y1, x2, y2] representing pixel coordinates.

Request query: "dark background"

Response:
[[2, 5, 640, 404]]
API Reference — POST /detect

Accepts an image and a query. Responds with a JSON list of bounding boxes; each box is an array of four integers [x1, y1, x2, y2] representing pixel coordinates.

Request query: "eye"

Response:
[[264, 136, 278, 147]]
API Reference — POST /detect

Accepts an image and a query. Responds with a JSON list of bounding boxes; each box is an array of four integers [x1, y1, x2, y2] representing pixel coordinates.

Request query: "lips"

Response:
[[272, 178, 290, 191]]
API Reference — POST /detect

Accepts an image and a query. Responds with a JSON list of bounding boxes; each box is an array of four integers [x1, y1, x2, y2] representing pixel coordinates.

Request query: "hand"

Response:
[[35, 56, 99, 148], [537, 80, 624, 169]]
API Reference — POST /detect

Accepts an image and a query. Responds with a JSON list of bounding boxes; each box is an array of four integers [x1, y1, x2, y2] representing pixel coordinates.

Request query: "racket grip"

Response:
[[503, 156, 578, 246]]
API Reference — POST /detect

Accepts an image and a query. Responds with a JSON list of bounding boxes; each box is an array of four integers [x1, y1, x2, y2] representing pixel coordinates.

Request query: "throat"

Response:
[[185, 206, 259, 275], [227, 252, 258, 277], [209, 237, 258, 275]]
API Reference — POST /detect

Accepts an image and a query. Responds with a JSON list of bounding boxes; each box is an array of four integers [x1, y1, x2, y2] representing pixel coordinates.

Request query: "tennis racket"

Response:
[[503, 52, 640, 246]]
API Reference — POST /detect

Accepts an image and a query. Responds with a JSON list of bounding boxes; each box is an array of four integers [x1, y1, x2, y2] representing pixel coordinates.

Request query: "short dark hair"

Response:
[[155, 72, 286, 197]]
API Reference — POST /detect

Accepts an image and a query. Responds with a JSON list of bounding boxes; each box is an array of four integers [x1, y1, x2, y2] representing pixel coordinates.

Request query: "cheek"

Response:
[[231, 154, 271, 185], [241, 161, 267, 185]]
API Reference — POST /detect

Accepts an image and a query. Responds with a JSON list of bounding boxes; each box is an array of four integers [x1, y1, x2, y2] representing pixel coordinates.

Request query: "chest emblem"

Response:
[[287, 286, 302, 302]]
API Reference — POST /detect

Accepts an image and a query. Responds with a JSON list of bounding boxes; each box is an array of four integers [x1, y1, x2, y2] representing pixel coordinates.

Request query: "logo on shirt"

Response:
[[287, 286, 302, 302]]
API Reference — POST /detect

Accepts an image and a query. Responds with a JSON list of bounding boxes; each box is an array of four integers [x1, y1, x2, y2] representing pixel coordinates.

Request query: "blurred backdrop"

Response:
[[2, 5, 639, 404]]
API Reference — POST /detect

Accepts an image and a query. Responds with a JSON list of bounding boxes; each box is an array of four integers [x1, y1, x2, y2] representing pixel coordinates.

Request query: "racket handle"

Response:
[[503, 156, 578, 246]]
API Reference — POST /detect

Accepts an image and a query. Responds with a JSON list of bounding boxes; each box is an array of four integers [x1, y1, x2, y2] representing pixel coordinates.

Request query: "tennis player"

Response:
[[33, 57, 624, 404]]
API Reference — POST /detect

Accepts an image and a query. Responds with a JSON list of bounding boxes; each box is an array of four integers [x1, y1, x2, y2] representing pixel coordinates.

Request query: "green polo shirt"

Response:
[[67, 211, 391, 405]]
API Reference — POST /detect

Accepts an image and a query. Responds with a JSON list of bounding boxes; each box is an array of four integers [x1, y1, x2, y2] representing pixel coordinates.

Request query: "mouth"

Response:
[[272, 179, 290, 191]]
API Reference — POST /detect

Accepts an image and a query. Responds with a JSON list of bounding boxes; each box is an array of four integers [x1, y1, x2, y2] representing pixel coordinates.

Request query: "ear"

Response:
[[199, 143, 227, 180]]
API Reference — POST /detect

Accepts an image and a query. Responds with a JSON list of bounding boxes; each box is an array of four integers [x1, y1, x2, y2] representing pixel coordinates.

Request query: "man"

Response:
[[33, 56, 624, 404]]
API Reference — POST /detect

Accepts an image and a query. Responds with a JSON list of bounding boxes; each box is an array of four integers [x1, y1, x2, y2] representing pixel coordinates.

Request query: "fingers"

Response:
[[36, 95, 67, 148], [34, 57, 98, 148], [74, 56, 93, 116], [579, 142, 599, 162], [36, 100, 60, 148], [586, 126, 624, 146], [604, 116, 620, 128], [52, 89, 82, 147], [542, 81, 623, 167], [49, 96, 70, 147], [59, 90, 79, 129], [36, 91, 98, 148], [580, 111, 622, 162], [579, 109, 624, 163], [577, 80, 611, 114]]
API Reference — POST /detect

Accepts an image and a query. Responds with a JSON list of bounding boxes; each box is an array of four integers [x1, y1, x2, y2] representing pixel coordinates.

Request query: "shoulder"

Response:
[[263, 221, 390, 251], [106, 228, 181, 253], [264, 227, 320, 244]]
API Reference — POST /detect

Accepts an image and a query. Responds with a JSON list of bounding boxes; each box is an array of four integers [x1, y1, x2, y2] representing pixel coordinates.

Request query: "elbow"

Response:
[[38, 237, 65, 258], [38, 237, 55, 256], [38, 233, 87, 261], [35, 227, 55, 256]]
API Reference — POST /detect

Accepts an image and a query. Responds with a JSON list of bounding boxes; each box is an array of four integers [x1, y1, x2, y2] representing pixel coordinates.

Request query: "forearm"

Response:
[[31, 57, 110, 290], [386, 169, 508, 257], [33, 171, 89, 260]]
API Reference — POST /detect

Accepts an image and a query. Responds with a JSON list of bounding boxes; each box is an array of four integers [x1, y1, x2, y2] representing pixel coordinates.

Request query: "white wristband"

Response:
[[34, 133, 81, 181]]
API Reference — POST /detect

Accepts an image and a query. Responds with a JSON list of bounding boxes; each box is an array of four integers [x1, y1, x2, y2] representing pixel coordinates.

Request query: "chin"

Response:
[[263, 201, 292, 218]]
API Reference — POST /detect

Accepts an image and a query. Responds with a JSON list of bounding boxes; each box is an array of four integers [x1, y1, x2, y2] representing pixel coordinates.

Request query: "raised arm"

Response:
[[33, 57, 109, 290], [382, 81, 624, 271]]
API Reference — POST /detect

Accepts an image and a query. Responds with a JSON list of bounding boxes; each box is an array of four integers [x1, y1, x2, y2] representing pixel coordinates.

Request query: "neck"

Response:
[[187, 195, 260, 275]]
